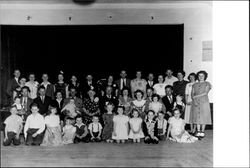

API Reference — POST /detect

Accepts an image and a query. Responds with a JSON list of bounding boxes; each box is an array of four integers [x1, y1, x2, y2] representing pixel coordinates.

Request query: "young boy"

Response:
[[88, 116, 102, 142], [74, 116, 89, 143], [156, 111, 167, 140], [3, 105, 23, 146]]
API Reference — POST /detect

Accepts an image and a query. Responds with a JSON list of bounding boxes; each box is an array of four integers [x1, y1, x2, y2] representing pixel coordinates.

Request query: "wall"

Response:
[[0, 1, 213, 102]]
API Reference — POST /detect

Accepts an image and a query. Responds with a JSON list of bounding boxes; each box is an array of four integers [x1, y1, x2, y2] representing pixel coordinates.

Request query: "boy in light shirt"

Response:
[[3, 105, 23, 146]]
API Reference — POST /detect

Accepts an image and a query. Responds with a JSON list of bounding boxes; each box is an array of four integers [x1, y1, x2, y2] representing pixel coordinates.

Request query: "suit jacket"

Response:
[[52, 98, 64, 114], [81, 81, 97, 98], [161, 95, 176, 114], [115, 78, 131, 95], [99, 95, 119, 112], [33, 95, 52, 115], [20, 96, 33, 114], [6, 78, 20, 97], [146, 80, 156, 90], [40, 83, 55, 100]]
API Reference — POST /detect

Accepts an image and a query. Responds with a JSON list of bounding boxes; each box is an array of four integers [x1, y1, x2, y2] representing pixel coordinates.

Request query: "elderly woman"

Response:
[[190, 71, 212, 138], [184, 73, 197, 134], [82, 89, 100, 124]]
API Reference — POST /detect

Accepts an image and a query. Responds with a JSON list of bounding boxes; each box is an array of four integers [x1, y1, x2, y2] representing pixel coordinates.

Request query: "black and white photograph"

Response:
[[0, 0, 249, 167]]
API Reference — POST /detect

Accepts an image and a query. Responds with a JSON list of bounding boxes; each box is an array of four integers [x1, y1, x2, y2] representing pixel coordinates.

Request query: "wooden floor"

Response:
[[1, 130, 213, 167]]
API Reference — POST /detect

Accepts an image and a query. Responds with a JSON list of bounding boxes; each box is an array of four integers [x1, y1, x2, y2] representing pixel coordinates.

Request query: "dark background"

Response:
[[0, 24, 184, 106]]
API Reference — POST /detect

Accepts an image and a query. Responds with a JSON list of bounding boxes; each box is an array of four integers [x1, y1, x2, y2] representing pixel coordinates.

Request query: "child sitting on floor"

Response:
[[88, 116, 102, 142], [74, 116, 89, 143], [62, 117, 76, 144], [3, 105, 23, 146], [166, 109, 198, 143], [61, 98, 81, 119]]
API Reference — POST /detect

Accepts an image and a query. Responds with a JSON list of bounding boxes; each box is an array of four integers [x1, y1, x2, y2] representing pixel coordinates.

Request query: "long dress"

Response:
[[41, 115, 63, 146], [128, 117, 144, 139], [112, 115, 129, 140], [168, 117, 198, 143], [184, 82, 195, 123], [102, 113, 114, 140], [190, 81, 212, 125], [62, 125, 76, 144]]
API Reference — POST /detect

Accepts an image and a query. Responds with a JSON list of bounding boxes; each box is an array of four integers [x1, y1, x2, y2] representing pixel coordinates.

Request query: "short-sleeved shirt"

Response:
[[88, 123, 102, 133], [4, 114, 23, 133]]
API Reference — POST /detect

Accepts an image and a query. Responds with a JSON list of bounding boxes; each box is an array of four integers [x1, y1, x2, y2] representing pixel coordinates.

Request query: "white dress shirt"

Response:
[[24, 113, 45, 138], [164, 76, 178, 86]]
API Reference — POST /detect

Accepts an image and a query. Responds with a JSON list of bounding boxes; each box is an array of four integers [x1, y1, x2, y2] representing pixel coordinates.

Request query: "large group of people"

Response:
[[3, 68, 212, 146]]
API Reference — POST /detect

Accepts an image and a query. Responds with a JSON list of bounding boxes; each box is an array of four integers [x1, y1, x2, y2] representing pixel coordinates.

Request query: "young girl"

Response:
[[41, 105, 63, 146], [61, 98, 81, 119], [148, 94, 166, 115], [112, 106, 129, 143], [173, 95, 185, 119], [88, 116, 103, 142], [102, 103, 114, 143], [62, 117, 76, 144], [142, 110, 159, 144], [156, 111, 167, 140], [128, 109, 144, 143], [166, 109, 198, 143]]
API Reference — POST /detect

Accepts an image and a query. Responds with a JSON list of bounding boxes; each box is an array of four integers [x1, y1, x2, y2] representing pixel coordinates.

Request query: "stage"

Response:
[[1, 130, 213, 167]]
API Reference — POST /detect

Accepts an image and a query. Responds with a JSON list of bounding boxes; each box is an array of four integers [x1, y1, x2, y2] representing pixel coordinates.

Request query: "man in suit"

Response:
[[6, 69, 21, 105], [146, 73, 155, 89], [161, 85, 176, 120], [40, 73, 55, 100], [20, 86, 33, 121], [99, 86, 119, 113], [115, 70, 131, 96], [33, 86, 52, 116], [81, 74, 97, 98]]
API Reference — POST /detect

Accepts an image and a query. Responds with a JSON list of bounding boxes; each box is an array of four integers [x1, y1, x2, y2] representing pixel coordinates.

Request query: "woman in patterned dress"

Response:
[[82, 89, 100, 124], [190, 71, 212, 138]]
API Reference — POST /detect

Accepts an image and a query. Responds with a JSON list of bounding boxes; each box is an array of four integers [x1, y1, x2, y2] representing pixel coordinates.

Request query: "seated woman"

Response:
[[118, 87, 133, 116], [41, 105, 63, 146], [130, 90, 147, 120], [167, 109, 198, 143]]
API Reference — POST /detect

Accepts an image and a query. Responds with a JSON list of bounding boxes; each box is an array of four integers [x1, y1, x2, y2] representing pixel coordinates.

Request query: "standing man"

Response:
[[115, 70, 131, 96], [81, 75, 97, 98], [164, 69, 178, 86], [130, 71, 147, 99], [40, 73, 55, 100], [146, 73, 155, 89], [6, 69, 21, 105]]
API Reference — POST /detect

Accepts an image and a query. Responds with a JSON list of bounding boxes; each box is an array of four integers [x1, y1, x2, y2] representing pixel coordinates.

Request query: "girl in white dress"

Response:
[[41, 106, 63, 146], [112, 106, 129, 143], [62, 117, 76, 144], [128, 109, 144, 143], [148, 94, 166, 115], [184, 73, 197, 134], [173, 95, 185, 119], [166, 109, 198, 143]]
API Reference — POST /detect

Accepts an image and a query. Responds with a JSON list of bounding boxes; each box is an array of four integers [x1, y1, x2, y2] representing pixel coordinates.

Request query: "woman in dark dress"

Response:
[[82, 89, 100, 125], [54, 73, 68, 99]]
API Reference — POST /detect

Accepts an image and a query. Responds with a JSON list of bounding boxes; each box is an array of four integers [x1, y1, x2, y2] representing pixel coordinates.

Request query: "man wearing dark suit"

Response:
[[33, 86, 52, 116], [20, 86, 33, 120], [99, 86, 119, 113], [115, 70, 131, 96], [6, 69, 21, 105], [146, 73, 156, 89], [40, 74, 55, 100], [161, 85, 176, 120], [81, 74, 97, 98]]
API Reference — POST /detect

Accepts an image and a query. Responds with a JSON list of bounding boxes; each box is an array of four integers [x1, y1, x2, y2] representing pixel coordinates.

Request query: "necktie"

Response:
[[169, 96, 172, 103], [41, 96, 44, 103], [23, 98, 27, 111], [123, 79, 126, 88]]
